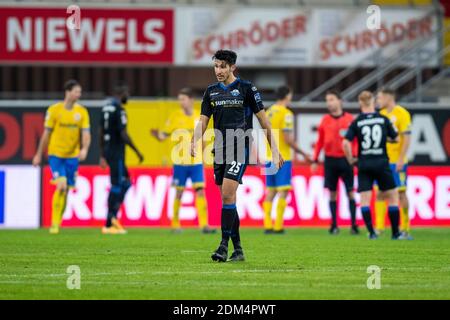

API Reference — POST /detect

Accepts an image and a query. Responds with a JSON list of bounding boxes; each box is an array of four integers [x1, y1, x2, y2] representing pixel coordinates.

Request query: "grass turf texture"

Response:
[[0, 228, 449, 299]]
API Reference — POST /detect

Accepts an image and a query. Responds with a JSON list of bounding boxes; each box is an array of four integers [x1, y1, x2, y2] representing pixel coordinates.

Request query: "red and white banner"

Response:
[[0, 7, 174, 64], [0, 6, 437, 66], [42, 166, 450, 227], [175, 7, 438, 67]]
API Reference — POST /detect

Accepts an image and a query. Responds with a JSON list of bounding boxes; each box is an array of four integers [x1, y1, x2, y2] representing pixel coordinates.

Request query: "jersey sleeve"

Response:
[[346, 114, 358, 156], [44, 106, 56, 130], [398, 109, 412, 134], [386, 116, 398, 140], [81, 108, 90, 130], [245, 83, 264, 114], [201, 88, 213, 118], [282, 110, 294, 131], [344, 119, 357, 141]]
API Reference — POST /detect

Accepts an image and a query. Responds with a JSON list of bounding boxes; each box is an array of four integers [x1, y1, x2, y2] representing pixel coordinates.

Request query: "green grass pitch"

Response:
[[0, 228, 449, 299]]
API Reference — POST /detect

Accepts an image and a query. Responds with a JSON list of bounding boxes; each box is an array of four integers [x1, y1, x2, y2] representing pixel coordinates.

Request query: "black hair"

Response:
[[178, 87, 194, 98], [275, 86, 292, 100], [325, 89, 341, 100], [64, 79, 80, 91], [212, 50, 237, 65]]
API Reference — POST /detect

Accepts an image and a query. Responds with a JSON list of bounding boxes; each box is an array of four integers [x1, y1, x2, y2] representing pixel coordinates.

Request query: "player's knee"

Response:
[[375, 190, 384, 201], [265, 190, 276, 202], [56, 181, 67, 193], [175, 188, 184, 199], [359, 192, 371, 207], [278, 191, 288, 199], [399, 191, 408, 207], [221, 192, 235, 205], [385, 189, 399, 205]]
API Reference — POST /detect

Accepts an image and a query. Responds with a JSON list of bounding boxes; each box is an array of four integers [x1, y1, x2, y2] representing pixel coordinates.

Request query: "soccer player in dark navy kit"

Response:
[[100, 83, 144, 234], [342, 91, 402, 240], [191, 50, 284, 262]]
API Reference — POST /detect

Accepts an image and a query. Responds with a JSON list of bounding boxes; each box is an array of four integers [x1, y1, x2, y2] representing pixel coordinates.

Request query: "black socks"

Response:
[[388, 206, 400, 237], [329, 200, 337, 228], [349, 199, 357, 227], [361, 206, 375, 234], [221, 204, 241, 250]]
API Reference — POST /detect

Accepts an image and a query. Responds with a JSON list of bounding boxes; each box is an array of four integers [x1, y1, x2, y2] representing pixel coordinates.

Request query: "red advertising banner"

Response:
[[42, 166, 450, 227], [0, 7, 174, 64]]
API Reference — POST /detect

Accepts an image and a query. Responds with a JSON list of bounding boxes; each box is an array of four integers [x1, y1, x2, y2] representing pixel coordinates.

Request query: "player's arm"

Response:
[[394, 111, 411, 171], [98, 126, 107, 168], [79, 129, 91, 161], [255, 110, 284, 169], [151, 114, 173, 142], [283, 131, 311, 162], [117, 109, 143, 163], [191, 88, 212, 157], [191, 115, 210, 157], [32, 128, 52, 166], [312, 121, 324, 162], [33, 108, 54, 166], [386, 115, 399, 144], [247, 84, 283, 169], [311, 119, 324, 172], [387, 137, 399, 143], [342, 120, 357, 165], [121, 129, 144, 163], [396, 133, 410, 170], [281, 111, 311, 162], [78, 110, 91, 161], [150, 129, 169, 142], [342, 139, 357, 166]]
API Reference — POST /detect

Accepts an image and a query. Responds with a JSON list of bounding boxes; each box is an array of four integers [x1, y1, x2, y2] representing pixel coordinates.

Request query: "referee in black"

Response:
[[100, 83, 144, 234], [191, 50, 283, 262]]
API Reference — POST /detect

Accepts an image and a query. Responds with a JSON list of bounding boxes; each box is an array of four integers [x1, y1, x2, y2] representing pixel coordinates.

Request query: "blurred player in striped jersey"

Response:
[[33, 80, 91, 234], [263, 86, 311, 234], [151, 88, 215, 234], [375, 88, 413, 240]]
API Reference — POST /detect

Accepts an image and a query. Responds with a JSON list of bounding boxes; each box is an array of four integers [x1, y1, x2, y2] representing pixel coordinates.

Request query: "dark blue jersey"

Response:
[[345, 112, 398, 168], [201, 78, 264, 162], [101, 98, 127, 157]]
